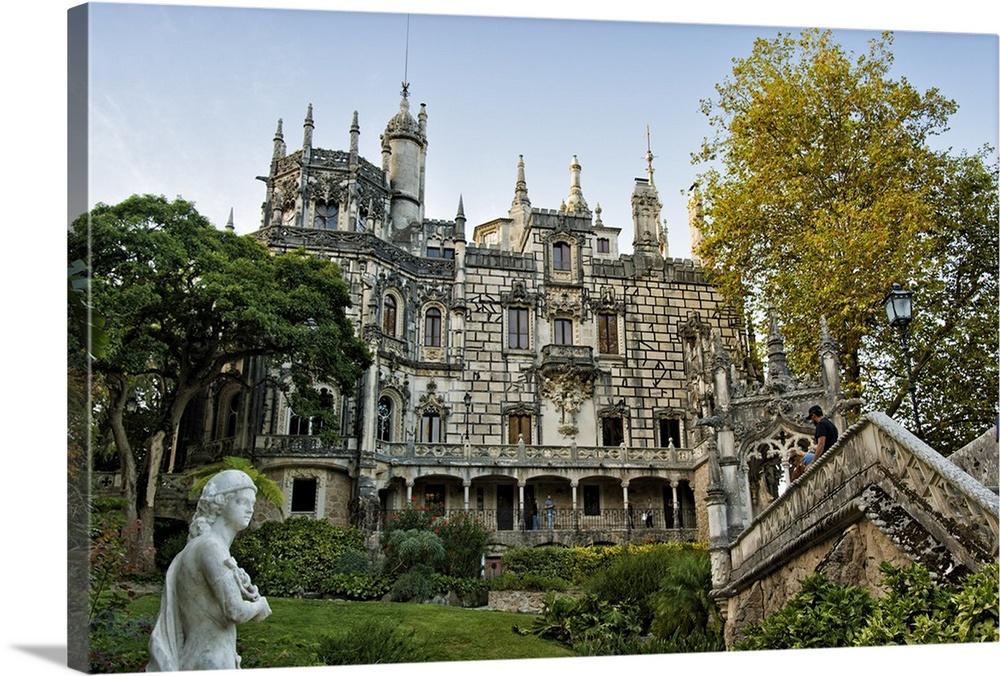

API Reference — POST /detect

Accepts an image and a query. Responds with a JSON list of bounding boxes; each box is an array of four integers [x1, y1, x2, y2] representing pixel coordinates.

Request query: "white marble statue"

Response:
[[147, 469, 272, 671]]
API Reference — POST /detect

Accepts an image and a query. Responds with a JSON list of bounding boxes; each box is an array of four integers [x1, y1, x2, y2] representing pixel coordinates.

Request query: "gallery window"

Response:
[[290, 478, 318, 514], [598, 313, 619, 354], [552, 242, 571, 271], [421, 409, 442, 443], [583, 485, 601, 516], [383, 295, 397, 337], [659, 418, 682, 448], [601, 416, 624, 446], [424, 307, 442, 347], [313, 201, 338, 229], [554, 318, 573, 345], [508, 307, 530, 349], [508, 413, 532, 444]]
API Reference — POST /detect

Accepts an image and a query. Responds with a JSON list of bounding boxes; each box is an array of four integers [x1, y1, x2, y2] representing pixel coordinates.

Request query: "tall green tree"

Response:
[[68, 195, 371, 571], [693, 29, 996, 447]]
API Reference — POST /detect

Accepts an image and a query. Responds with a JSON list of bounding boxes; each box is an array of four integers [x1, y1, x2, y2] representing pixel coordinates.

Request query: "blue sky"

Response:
[[82, 2, 998, 259], [2, 3, 998, 676]]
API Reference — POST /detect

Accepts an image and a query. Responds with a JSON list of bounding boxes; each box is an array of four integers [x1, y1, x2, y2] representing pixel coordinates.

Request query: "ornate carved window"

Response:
[[552, 242, 571, 270], [420, 409, 442, 442], [508, 413, 532, 444], [598, 313, 619, 354], [601, 416, 624, 446], [313, 200, 338, 229], [658, 417, 682, 447], [508, 307, 530, 349], [383, 295, 398, 337], [554, 318, 573, 345], [424, 307, 442, 347], [377, 395, 394, 442]]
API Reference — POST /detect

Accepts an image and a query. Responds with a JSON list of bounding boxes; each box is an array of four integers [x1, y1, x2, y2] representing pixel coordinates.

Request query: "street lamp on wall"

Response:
[[463, 392, 472, 441], [882, 283, 923, 438]]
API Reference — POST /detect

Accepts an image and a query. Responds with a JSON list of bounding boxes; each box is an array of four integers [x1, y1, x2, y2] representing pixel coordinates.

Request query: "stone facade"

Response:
[[168, 94, 863, 562]]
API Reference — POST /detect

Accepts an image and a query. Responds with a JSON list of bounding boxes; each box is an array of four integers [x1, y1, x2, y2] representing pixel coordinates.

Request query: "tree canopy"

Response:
[[693, 29, 997, 449], [68, 194, 371, 569]]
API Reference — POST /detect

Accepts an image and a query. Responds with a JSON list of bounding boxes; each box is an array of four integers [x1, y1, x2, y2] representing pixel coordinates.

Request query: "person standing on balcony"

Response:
[[543, 495, 555, 530], [531, 498, 540, 530], [806, 405, 839, 469]]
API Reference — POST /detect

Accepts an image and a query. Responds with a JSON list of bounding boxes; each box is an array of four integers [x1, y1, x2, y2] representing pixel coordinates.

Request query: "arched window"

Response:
[[383, 296, 397, 337], [313, 201, 338, 229], [552, 242, 571, 270], [377, 395, 393, 442], [424, 307, 442, 347], [225, 392, 242, 438]]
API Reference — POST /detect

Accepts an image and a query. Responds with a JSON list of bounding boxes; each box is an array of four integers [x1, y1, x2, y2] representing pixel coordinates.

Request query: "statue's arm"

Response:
[[200, 542, 272, 624]]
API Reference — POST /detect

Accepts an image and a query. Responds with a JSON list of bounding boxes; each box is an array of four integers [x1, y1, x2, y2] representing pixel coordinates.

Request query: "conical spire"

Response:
[[455, 194, 466, 240], [302, 104, 314, 151], [512, 154, 530, 207], [272, 118, 285, 162], [225, 207, 235, 232], [350, 110, 360, 154]]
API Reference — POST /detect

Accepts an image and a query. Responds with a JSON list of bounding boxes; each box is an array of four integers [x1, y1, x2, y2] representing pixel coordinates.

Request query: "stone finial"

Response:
[[302, 103, 314, 151], [512, 154, 530, 207], [565, 155, 588, 213], [767, 308, 792, 382], [349, 110, 360, 155], [271, 118, 285, 162], [818, 315, 838, 355], [594, 202, 602, 226]]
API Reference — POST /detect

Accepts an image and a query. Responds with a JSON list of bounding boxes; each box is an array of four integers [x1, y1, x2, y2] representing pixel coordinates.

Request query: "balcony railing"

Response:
[[252, 435, 705, 467], [376, 441, 702, 465], [380, 507, 697, 535]]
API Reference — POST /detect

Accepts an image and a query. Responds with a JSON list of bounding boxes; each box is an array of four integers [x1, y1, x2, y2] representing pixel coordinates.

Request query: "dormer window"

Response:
[[596, 237, 610, 253]]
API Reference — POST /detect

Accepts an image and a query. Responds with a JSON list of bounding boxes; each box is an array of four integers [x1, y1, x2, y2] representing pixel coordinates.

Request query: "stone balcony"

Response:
[[253, 434, 704, 470]]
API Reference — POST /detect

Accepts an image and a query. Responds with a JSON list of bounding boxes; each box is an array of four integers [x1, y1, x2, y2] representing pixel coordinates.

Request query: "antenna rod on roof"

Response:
[[401, 14, 411, 98]]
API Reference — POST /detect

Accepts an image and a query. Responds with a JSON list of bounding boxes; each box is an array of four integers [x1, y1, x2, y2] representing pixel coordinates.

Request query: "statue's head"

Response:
[[189, 470, 258, 539]]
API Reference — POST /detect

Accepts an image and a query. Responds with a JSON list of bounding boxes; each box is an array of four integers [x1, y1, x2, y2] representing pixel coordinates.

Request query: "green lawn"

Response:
[[119, 594, 575, 670]]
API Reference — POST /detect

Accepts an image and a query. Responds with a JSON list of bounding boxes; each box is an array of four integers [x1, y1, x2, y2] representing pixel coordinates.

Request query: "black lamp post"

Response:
[[882, 283, 923, 437], [463, 392, 472, 441]]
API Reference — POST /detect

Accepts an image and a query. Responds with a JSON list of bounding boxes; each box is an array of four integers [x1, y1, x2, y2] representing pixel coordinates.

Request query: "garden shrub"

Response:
[[434, 512, 491, 578], [232, 517, 367, 596], [320, 572, 392, 600], [732, 562, 999, 650], [501, 546, 576, 581], [318, 618, 429, 665], [490, 572, 569, 592], [333, 548, 377, 575], [390, 564, 436, 602], [431, 574, 491, 599], [382, 529, 446, 577], [649, 549, 724, 650]]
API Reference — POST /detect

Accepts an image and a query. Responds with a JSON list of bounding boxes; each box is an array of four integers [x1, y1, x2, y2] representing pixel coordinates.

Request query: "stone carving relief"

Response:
[[537, 369, 595, 437]]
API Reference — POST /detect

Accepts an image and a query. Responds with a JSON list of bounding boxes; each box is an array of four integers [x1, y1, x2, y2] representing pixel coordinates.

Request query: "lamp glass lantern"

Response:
[[883, 283, 913, 329]]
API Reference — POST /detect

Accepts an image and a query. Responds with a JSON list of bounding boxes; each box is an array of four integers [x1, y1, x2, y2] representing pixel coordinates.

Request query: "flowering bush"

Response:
[[433, 512, 491, 578]]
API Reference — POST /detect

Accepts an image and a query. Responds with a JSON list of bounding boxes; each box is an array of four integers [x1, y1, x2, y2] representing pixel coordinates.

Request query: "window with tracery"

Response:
[[377, 395, 393, 442]]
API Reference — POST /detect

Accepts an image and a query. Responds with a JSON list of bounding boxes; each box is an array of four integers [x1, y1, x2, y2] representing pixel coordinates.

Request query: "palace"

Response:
[[166, 92, 850, 547]]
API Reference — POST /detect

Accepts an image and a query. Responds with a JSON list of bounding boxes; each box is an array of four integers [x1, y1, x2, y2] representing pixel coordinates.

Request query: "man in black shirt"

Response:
[[806, 405, 838, 466]]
